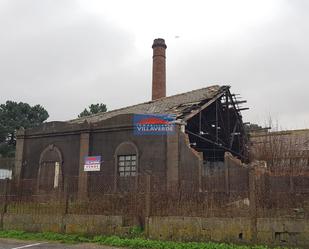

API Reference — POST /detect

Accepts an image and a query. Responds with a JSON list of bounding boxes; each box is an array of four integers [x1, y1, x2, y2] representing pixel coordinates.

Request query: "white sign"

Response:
[[84, 156, 101, 171]]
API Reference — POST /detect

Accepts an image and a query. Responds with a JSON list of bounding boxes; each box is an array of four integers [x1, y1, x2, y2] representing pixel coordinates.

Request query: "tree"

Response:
[[78, 103, 107, 118], [0, 101, 49, 157]]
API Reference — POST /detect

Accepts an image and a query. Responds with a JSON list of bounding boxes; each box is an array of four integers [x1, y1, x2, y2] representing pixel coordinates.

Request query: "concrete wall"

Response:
[[2, 213, 309, 247], [147, 216, 309, 247], [2, 213, 128, 236], [178, 132, 203, 191], [3, 214, 64, 233], [256, 217, 309, 246], [147, 216, 251, 242]]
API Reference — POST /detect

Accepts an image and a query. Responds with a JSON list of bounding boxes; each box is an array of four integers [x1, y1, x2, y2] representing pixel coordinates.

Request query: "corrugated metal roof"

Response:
[[70, 85, 228, 124]]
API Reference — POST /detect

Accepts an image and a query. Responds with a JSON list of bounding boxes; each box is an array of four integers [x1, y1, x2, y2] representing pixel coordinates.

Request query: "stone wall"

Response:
[[147, 216, 251, 242], [2, 213, 309, 247], [2, 213, 128, 236], [147, 216, 309, 247]]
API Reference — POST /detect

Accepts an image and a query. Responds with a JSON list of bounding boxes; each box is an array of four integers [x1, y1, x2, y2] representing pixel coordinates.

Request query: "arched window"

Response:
[[118, 155, 137, 177], [38, 144, 63, 192], [114, 142, 138, 192]]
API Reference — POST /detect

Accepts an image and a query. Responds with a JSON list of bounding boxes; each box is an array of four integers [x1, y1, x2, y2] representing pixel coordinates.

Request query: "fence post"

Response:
[[60, 179, 69, 234], [145, 174, 151, 236], [289, 175, 294, 193], [249, 168, 257, 243], [0, 178, 10, 230], [145, 174, 151, 216], [224, 160, 230, 194], [78, 132, 90, 200]]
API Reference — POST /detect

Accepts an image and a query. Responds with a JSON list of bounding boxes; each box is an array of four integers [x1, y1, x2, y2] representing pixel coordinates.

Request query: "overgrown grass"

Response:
[[0, 230, 290, 249]]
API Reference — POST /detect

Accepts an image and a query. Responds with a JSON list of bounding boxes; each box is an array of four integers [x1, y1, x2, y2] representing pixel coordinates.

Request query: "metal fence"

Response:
[[1, 170, 309, 219]]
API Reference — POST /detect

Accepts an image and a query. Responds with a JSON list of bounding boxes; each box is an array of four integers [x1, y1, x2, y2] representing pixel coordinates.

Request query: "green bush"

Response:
[[128, 226, 144, 238]]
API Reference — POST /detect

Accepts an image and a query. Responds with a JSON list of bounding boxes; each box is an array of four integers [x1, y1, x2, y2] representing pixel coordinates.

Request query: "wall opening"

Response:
[[38, 144, 63, 193], [185, 89, 248, 175], [114, 142, 139, 192], [238, 232, 243, 240]]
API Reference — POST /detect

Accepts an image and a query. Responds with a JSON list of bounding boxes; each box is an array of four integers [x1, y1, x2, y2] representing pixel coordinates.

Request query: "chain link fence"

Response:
[[1, 168, 309, 220]]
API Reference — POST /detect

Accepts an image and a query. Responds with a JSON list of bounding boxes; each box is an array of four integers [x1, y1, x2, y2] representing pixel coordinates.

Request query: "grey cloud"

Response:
[[0, 0, 308, 129], [167, 0, 309, 129], [0, 0, 136, 120]]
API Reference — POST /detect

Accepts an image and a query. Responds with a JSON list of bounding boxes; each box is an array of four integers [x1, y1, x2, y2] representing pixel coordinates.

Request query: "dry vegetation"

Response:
[[250, 123, 309, 174]]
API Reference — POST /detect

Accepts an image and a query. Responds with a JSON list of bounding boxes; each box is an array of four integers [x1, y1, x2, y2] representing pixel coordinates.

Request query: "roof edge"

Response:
[[70, 84, 228, 124]]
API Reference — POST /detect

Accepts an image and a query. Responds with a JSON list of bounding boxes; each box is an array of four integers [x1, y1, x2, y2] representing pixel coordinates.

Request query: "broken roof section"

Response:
[[70, 85, 229, 124]]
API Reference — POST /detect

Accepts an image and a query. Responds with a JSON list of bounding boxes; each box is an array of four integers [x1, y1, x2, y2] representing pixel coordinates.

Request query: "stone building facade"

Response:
[[14, 39, 248, 198]]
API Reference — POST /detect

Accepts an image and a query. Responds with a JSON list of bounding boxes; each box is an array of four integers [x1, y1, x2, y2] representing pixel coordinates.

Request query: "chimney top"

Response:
[[152, 38, 167, 49], [151, 38, 167, 100]]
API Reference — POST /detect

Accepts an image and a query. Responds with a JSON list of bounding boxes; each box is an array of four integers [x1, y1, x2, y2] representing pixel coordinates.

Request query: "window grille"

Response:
[[118, 155, 137, 176]]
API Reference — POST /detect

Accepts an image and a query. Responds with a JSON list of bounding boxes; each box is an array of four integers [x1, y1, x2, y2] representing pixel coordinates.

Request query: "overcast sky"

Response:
[[0, 0, 308, 130]]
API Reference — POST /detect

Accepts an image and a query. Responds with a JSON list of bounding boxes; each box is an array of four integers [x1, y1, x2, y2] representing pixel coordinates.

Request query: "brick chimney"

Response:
[[152, 38, 167, 100]]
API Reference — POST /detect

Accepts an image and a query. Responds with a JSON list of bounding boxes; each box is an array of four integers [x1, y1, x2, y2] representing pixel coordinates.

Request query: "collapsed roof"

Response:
[[70, 85, 229, 124], [23, 84, 248, 162]]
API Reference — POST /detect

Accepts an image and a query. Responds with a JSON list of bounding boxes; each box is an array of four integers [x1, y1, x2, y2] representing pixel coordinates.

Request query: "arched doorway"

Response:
[[37, 144, 63, 193]]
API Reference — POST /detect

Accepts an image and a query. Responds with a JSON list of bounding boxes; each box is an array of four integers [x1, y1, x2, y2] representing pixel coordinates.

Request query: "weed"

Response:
[[0, 230, 291, 249]]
